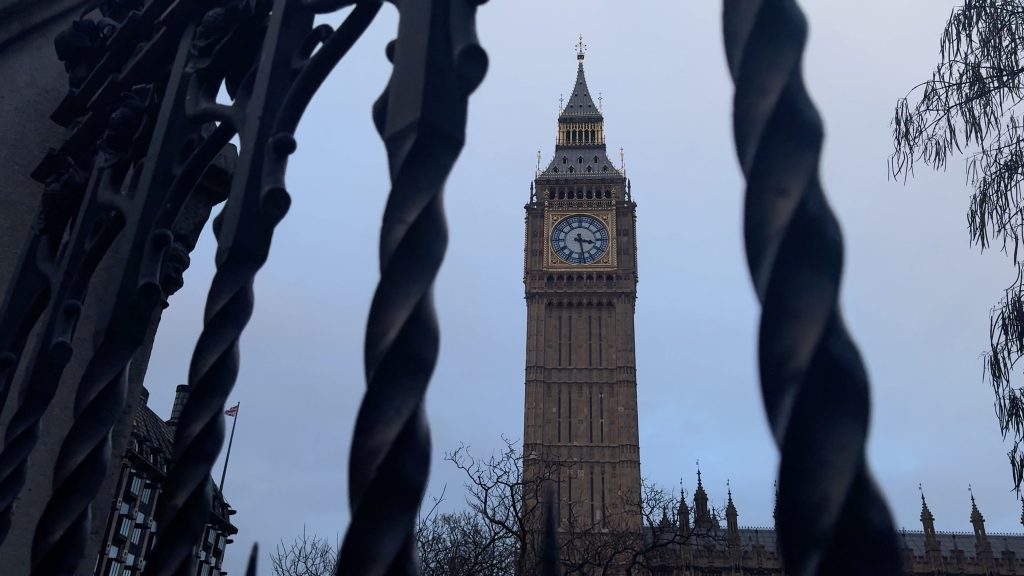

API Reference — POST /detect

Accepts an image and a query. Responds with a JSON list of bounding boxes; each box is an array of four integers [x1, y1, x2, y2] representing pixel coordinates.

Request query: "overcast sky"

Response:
[[140, 1, 1024, 572]]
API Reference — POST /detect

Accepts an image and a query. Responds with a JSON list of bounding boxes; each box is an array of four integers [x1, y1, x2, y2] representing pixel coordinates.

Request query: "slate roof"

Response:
[[537, 51, 625, 181], [900, 530, 1024, 557], [560, 63, 603, 121], [128, 395, 234, 527], [133, 402, 174, 460], [647, 525, 1024, 558], [541, 146, 621, 179]]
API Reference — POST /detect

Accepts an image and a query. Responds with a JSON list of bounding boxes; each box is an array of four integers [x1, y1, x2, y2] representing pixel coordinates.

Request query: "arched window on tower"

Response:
[[577, 156, 583, 164], [593, 156, 599, 163], [562, 156, 567, 164]]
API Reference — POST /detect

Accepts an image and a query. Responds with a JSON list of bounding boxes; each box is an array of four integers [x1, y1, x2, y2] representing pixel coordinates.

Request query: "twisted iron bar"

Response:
[[0, 157, 129, 545], [337, 0, 487, 573], [0, 0, 213, 554], [145, 2, 381, 573], [28, 18, 243, 572], [0, 231, 56, 415], [722, 2, 900, 574]]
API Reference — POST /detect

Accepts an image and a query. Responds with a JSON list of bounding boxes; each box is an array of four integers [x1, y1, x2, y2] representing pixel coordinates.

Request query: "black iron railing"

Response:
[[0, 0, 898, 575]]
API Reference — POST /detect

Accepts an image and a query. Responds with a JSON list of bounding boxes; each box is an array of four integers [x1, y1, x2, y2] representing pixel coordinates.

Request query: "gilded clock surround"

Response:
[[544, 211, 617, 269]]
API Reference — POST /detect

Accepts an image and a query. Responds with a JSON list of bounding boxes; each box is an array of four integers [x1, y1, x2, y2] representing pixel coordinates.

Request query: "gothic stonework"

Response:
[[523, 41, 1024, 576], [648, 477, 1024, 576], [523, 42, 642, 535]]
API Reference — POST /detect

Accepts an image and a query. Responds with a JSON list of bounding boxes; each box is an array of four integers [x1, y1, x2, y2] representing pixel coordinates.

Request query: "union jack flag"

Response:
[[224, 403, 239, 417]]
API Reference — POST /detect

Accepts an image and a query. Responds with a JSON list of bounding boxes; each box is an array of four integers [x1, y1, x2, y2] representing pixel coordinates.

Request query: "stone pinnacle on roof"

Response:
[[726, 480, 737, 517], [919, 483, 934, 524], [678, 481, 690, 532], [970, 484, 989, 547]]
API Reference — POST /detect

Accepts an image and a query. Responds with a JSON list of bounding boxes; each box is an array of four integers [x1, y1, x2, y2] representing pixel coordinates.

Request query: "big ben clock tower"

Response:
[[523, 39, 641, 535]]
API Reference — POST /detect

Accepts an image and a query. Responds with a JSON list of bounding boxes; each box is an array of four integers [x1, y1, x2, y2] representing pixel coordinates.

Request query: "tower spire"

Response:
[[919, 484, 941, 559], [772, 480, 778, 529], [725, 480, 739, 548], [576, 34, 587, 64], [969, 484, 989, 547], [677, 480, 690, 534], [692, 462, 712, 533]]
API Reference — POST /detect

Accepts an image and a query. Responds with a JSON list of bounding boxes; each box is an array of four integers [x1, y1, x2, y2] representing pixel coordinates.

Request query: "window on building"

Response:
[[568, 386, 573, 443], [557, 385, 562, 443], [131, 528, 142, 546], [567, 315, 573, 366], [589, 387, 594, 443], [129, 475, 142, 495], [108, 544, 119, 559], [590, 468, 596, 526], [126, 553, 135, 567], [557, 315, 563, 367], [119, 501, 130, 515], [119, 518, 131, 538], [141, 487, 152, 504], [108, 562, 123, 576]]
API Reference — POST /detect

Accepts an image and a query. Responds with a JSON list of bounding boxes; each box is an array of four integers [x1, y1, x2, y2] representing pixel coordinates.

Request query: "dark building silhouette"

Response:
[[644, 472, 1024, 575], [92, 386, 236, 576]]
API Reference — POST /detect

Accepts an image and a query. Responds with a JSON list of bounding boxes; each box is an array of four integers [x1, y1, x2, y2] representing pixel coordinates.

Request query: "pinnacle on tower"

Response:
[[772, 480, 779, 529], [692, 463, 713, 532], [677, 483, 690, 533], [969, 484, 989, 547], [919, 484, 940, 554], [725, 480, 740, 548], [919, 483, 934, 525]]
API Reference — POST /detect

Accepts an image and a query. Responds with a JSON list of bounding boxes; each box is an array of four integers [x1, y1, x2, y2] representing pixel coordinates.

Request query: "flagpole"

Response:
[[220, 402, 239, 492]]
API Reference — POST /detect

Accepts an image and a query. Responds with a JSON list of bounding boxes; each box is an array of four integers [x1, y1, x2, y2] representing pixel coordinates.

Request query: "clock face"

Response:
[[550, 214, 610, 265]]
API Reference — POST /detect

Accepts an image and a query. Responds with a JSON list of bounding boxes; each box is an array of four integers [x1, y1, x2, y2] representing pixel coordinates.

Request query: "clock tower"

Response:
[[523, 40, 641, 534]]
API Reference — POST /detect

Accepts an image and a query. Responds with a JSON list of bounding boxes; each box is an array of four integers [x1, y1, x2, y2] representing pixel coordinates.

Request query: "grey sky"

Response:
[[140, 1, 1023, 573]]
